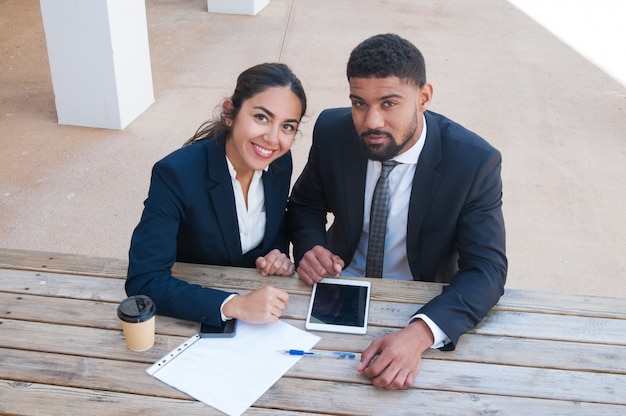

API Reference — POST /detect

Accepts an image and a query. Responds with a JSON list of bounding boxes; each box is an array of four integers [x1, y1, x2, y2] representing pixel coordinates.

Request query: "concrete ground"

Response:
[[1, 0, 625, 297]]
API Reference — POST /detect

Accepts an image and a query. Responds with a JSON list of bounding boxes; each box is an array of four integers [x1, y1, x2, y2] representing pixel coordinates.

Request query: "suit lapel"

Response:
[[407, 112, 443, 256], [341, 131, 368, 247], [261, 167, 279, 252], [206, 135, 244, 264]]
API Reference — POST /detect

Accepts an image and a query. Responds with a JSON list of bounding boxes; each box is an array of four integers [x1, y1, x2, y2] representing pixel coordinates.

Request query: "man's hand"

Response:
[[357, 319, 434, 389], [296, 245, 345, 285], [256, 249, 296, 276], [222, 286, 289, 324]]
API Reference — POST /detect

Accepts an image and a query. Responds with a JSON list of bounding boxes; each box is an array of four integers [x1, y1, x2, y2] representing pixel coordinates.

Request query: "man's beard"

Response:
[[359, 118, 418, 161]]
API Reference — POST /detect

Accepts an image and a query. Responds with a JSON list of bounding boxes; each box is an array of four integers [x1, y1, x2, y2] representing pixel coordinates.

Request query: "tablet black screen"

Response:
[[310, 282, 368, 327]]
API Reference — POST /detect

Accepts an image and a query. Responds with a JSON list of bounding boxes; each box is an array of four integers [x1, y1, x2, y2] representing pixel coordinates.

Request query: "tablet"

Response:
[[305, 278, 371, 335]]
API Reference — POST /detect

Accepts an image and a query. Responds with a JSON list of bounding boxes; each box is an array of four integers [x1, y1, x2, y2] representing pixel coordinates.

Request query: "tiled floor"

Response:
[[2, 0, 625, 297]]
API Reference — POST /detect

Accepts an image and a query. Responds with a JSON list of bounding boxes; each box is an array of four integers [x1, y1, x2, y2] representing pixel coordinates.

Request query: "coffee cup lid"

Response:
[[117, 295, 156, 323]]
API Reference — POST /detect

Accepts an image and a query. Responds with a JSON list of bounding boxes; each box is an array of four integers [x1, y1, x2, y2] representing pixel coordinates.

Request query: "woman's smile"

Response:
[[251, 142, 276, 158]]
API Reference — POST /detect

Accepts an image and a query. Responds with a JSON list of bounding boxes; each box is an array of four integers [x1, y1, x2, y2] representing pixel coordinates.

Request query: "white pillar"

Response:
[[207, 0, 269, 16], [40, 0, 154, 130]]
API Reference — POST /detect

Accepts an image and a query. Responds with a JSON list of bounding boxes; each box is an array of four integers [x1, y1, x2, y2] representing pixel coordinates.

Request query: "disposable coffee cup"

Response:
[[117, 295, 157, 351]]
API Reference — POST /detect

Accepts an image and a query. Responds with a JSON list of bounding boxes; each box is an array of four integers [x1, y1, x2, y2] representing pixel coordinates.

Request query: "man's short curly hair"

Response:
[[347, 33, 426, 87]]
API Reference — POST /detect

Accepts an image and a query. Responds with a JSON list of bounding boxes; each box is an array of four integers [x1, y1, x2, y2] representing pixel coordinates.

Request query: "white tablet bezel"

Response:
[[305, 277, 371, 335]]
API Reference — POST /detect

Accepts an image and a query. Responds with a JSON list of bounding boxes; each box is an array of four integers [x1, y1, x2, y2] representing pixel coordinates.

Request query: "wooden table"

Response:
[[1, 248, 625, 415]]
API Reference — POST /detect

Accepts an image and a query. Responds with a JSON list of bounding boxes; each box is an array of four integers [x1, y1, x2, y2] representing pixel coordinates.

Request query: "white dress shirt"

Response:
[[342, 116, 450, 348], [226, 157, 266, 254], [221, 156, 268, 320]]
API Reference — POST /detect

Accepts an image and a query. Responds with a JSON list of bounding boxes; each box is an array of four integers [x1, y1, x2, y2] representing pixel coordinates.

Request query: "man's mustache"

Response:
[[360, 130, 393, 140]]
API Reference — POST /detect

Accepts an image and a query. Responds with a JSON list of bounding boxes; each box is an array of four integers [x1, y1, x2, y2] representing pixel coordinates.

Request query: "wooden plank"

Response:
[[3, 248, 626, 318], [3, 345, 624, 410], [174, 261, 626, 318], [0, 319, 192, 364], [0, 290, 312, 331], [0, 379, 219, 416], [3, 289, 625, 348], [172, 261, 444, 302], [2, 320, 625, 405], [3, 281, 625, 372], [0, 269, 127, 301], [475, 309, 626, 346], [256, 377, 626, 416], [286, 352, 626, 405], [309, 322, 626, 375], [441, 333, 626, 375], [0, 287, 410, 332], [0, 380, 323, 416], [0, 248, 127, 278], [0, 268, 311, 312], [1, 348, 189, 400], [8, 377, 621, 416], [4, 318, 625, 376], [500, 286, 626, 318]]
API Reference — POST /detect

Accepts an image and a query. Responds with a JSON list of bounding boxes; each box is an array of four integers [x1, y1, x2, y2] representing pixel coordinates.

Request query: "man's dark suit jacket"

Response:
[[287, 108, 507, 349], [126, 133, 292, 327]]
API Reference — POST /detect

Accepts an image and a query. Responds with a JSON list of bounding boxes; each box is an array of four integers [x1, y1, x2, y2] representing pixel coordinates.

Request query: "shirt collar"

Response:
[[225, 156, 268, 181]]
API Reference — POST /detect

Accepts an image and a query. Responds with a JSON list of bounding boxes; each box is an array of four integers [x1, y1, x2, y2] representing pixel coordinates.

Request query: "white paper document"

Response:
[[147, 320, 320, 416]]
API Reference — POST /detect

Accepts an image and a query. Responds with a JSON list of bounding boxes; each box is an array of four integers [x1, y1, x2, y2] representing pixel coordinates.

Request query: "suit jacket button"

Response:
[[201, 315, 208, 322]]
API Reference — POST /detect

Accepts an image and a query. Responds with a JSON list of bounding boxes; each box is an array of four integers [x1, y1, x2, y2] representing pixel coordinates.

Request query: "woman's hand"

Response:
[[222, 286, 289, 324], [255, 249, 296, 276]]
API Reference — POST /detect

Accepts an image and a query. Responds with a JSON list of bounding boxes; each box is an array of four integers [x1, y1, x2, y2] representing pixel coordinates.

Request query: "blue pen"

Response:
[[279, 349, 356, 359]]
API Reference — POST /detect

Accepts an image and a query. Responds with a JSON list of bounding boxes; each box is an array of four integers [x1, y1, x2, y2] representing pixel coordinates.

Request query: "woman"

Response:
[[126, 63, 306, 328]]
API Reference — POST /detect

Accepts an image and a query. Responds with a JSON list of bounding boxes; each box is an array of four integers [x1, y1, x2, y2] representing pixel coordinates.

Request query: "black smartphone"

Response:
[[198, 319, 237, 338]]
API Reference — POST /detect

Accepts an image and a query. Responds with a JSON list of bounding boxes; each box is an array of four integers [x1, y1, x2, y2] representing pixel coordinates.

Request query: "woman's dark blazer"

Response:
[[126, 133, 292, 327]]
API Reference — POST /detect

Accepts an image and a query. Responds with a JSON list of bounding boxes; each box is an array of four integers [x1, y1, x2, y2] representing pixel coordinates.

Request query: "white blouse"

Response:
[[225, 157, 266, 254]]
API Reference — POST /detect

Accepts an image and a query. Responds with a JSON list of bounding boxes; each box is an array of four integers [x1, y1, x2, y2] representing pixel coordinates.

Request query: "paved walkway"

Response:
[[1, 0, 625, 297]]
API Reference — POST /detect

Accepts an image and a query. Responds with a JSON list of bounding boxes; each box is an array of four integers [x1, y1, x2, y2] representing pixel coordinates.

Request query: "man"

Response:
[[287, 34, 507, 390]]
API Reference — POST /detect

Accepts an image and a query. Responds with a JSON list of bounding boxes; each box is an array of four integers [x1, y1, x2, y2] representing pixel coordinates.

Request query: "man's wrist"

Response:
[[410, 313, 450, 349], [407, 318, 435, 352]]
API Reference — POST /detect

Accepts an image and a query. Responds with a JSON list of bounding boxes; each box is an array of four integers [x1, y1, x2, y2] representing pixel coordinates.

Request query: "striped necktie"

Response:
[[365, 160, 399, 278]]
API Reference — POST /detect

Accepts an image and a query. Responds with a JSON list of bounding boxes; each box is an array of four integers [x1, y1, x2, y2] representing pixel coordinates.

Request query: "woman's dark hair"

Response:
[[347, 33, 426, 87], [184, 62, 307, 146]]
